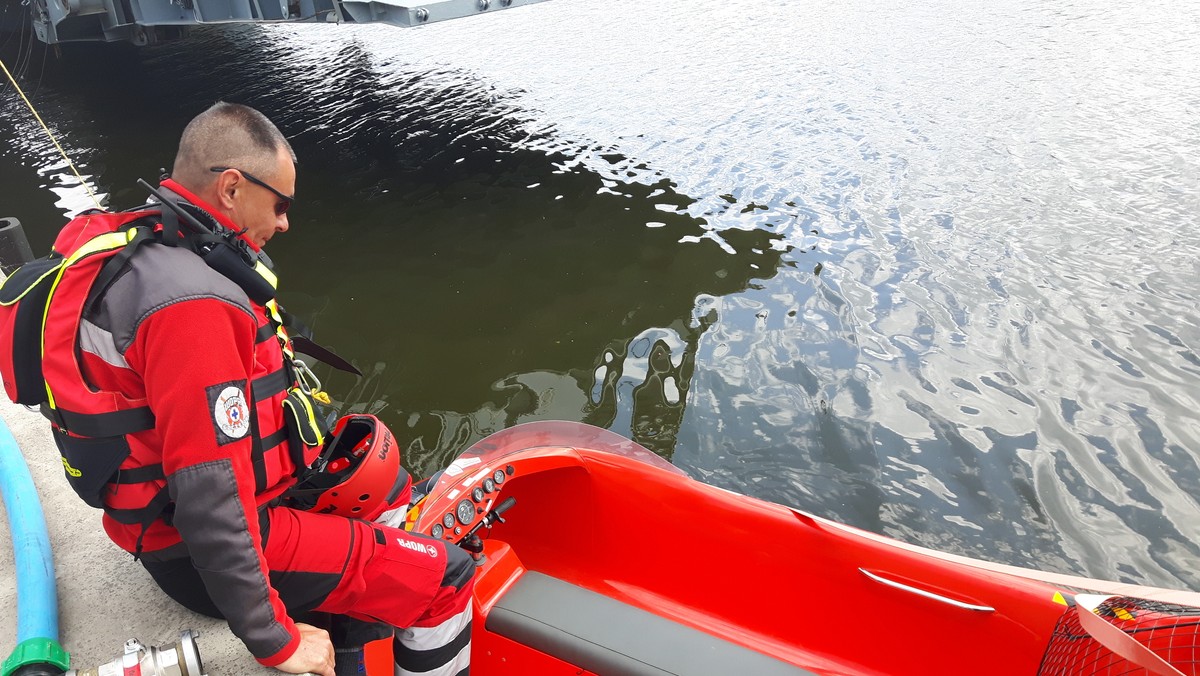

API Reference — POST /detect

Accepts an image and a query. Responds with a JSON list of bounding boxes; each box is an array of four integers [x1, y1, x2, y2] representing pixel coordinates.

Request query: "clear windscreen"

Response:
[[417, 421, 684, 528]]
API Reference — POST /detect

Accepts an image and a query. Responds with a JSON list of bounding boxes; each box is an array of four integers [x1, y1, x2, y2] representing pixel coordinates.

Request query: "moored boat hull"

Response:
[[402, 422, 1200, 675]]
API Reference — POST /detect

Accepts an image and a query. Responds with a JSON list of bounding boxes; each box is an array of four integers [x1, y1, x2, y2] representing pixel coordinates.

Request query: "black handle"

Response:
[[465, 496, 518, 539], [492, 496, 516, 518]]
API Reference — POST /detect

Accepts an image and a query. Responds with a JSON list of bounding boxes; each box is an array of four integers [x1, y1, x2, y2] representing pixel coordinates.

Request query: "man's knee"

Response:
[[441, 542, 475, 592], [417, 543, 475, 627]]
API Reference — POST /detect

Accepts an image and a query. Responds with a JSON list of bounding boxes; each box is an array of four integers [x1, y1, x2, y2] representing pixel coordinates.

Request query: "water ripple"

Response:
[[3, 0, 1198, 591]]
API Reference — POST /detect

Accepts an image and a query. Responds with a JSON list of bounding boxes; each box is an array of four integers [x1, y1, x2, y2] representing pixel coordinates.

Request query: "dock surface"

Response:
[[0, 399, 275, 675]]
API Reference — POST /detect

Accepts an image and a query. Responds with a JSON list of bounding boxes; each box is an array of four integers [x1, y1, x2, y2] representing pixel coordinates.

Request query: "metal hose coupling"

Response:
[[66, 631, 205, 676]]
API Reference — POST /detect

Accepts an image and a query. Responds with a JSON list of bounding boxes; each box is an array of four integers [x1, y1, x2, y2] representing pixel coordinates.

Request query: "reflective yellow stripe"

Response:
[[278, 328, 293, 359], [63, 230, 133, 266], [264, 298, 294, 358], [255, 261, 278, 290], [42, 226, 146, 411]]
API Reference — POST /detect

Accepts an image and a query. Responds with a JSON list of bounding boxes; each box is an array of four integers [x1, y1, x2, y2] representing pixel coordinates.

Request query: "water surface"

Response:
[[2, 0, 1199, 590]]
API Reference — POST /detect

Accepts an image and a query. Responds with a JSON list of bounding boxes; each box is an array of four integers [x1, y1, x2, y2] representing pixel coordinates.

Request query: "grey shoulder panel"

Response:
[[91, 244, 256, 353]]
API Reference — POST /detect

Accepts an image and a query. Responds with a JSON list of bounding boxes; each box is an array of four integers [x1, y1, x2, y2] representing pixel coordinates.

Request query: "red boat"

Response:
[[370, 421, 1200, 675]]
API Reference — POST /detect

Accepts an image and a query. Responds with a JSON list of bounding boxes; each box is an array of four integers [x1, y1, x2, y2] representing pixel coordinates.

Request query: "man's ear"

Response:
[[213, 170, 240, 210]]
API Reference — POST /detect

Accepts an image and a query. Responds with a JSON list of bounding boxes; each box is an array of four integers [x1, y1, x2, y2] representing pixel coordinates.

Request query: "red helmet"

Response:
[[291, 414, 411, 521]]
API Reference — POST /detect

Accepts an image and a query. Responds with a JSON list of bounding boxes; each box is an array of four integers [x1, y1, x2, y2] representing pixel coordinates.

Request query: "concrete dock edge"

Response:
[[0, 399, 275, 675]]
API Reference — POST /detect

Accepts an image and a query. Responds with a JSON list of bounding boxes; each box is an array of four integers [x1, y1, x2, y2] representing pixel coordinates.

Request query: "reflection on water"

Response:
[[3, 0, 1200, 591]]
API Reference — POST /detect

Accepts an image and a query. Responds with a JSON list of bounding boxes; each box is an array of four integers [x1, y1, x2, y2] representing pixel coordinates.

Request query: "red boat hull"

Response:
[[385, 423, 1200, 675]]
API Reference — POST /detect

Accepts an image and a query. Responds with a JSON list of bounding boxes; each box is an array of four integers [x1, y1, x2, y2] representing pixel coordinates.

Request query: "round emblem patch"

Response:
[[214, 386, 250, 439]]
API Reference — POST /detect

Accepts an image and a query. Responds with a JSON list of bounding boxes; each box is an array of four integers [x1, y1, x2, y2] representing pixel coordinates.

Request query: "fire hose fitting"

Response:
[[66, 631, 205, 676]]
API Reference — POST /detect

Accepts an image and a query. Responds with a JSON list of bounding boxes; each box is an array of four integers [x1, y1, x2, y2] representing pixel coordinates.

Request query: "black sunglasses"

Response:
[[210, 166, 294, 216]]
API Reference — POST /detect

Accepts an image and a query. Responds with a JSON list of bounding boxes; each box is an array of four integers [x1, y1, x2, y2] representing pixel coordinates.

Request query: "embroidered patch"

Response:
[[207, 380, 251, 445]]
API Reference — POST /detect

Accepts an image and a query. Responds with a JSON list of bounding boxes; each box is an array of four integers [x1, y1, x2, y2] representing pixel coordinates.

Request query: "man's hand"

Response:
[[275, 622, 335, 676]]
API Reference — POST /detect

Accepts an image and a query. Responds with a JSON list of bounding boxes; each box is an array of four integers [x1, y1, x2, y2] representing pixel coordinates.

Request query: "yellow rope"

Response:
[[0, 56, 103, 209]]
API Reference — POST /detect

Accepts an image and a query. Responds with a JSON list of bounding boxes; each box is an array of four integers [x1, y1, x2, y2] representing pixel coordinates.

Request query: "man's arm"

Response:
[[127, 298, 313, 669]]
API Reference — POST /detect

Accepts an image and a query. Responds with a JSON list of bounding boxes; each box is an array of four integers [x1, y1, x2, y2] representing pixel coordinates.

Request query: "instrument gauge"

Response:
[[482, 478, 496, 493], [472, 487, 485, 503], [442, 512, 455, 529], [431, 524, 444, 539], [492, 469, 505, 485], [456, 499, 475, 525]]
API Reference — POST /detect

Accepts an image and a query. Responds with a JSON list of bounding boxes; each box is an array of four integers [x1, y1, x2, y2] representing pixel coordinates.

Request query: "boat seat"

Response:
[[486, 571, 813, 675]]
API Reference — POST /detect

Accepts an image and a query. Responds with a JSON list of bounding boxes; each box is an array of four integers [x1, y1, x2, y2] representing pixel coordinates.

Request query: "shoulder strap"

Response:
[[80, 225, 156, 320], [278, 309, 363, 376], [158, 206, 181, 247]]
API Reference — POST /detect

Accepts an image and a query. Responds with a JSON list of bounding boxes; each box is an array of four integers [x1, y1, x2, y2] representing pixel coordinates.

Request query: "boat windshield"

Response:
[[419, 421, 684, 523]]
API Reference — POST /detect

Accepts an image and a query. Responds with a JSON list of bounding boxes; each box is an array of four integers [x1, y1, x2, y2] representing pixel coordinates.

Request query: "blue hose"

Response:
[[0, 416, 69, 676]]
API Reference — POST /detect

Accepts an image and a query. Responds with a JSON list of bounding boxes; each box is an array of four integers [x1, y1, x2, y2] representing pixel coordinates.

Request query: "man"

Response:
[[39, 102, 474, 676]]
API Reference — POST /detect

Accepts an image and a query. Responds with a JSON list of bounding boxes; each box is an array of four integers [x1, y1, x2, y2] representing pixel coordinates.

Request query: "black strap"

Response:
[[114, 463, 164, 484], [125, 487, 174, 560], [252, 368, 290, 401], [278, 307, 361, 376], [282, 399, 308, 481], [42, 403, 155, 437], [279, 307, 313, 340], [258, 504, 272, 549], [258, 426, 290, 452], [291, 335, 363, 377], [246, 365, 291, 493], [285, 413, 346, 495], [81, 226, 155, 320], [255, 322, 275, 344], [249, 392, 268, 494], [159, 207, 181, 247], [115, 214, 160, 233], [105, 488, 172, 526]]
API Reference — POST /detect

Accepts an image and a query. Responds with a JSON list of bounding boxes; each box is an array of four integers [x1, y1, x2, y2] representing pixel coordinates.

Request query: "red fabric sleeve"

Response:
[[125, 298, 300, 666]]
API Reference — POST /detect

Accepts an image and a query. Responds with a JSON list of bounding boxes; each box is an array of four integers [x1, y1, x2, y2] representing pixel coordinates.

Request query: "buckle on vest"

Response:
[[40, 402, 69, 431], [292, 358, 330, 405]]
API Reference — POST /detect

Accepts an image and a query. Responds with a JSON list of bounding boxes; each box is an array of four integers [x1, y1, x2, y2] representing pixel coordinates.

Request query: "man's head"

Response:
[[171, 102, 296, 248]]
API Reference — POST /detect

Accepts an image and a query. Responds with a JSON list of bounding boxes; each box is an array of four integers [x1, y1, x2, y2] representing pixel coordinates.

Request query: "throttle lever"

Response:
[[464, 496, 517, 540], [483, 496, 517, 527]]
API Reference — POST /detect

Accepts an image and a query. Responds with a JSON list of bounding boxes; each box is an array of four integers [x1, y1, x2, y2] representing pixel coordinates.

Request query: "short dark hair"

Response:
[[171, 102, 296, 190]]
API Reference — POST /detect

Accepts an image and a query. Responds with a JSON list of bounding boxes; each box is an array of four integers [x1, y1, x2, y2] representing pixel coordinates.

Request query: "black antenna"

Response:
[[137, 179, 211, 235]]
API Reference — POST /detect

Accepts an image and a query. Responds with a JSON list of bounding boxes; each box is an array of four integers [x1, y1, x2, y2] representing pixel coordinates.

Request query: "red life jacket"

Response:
[[0, 207, 329, 555]]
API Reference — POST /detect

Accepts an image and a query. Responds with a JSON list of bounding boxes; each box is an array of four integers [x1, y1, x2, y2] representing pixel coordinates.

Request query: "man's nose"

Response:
[[277, 213, 289, 232]]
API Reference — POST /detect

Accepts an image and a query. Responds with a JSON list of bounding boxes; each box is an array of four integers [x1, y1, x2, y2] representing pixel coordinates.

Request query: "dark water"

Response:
[[3, 0, 1199, 590]]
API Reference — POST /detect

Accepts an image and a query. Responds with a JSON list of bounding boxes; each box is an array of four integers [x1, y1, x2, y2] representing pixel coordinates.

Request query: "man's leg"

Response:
[[327, 616, 395, 676], [392, 542, 473, 676], [141, 544, 393, 676], [140, 551, 223, 618], [261, 506, 475, 676]]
